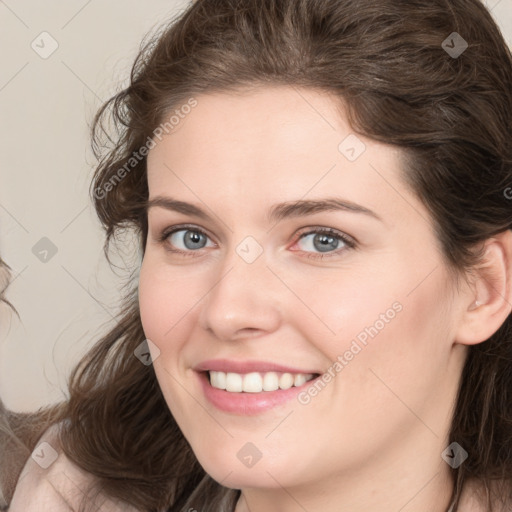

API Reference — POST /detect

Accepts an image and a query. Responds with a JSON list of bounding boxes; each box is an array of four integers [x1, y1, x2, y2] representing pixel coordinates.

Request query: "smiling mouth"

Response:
[[206, 370, 320, 393]]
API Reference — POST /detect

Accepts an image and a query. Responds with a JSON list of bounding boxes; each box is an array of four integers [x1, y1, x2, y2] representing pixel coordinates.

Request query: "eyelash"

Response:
[[157, 224, 357, 260]]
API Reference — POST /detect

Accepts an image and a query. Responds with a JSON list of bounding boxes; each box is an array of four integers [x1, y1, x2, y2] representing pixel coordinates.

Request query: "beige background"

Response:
[[0, 0, 511, 412]]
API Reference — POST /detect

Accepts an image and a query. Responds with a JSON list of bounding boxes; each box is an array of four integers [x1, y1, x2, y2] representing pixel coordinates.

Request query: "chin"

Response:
[[193, 446, 303, 490]]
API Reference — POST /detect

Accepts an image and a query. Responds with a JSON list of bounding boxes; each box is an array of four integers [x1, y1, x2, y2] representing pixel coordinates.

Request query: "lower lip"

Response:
[[197, 371, 319, 415]]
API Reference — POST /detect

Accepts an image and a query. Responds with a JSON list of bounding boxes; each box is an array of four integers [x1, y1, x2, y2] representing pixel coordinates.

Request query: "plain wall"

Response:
[[0, 0, 511, 412], [0, 0, 192, 411]]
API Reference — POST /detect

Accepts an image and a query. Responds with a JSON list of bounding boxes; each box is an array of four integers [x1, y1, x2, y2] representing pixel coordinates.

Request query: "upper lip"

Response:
[[194, 359, 320, 374]]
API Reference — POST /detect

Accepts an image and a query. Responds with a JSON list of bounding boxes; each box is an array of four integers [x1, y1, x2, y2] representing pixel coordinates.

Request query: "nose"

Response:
[[197, 247, 282, 341]]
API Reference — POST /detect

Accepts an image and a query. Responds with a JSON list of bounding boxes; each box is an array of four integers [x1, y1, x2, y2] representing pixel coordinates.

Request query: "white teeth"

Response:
[[225, 372, 243, 392], [209, 371, 226, 390], [294, 374, 307, 387], [208, 371, 316, 392], [279, 373, 294, 390], [262, 372, 279, 391], [242, 372, 263, 393]]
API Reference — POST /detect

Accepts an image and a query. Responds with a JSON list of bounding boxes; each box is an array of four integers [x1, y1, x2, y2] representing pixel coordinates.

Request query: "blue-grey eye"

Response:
[[168, 229, 213, 251], [297, 232, 343, 253]]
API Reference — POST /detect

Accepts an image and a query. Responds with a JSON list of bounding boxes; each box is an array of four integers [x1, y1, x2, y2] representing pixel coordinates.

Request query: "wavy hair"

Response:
[[2, 0, 512, 510]]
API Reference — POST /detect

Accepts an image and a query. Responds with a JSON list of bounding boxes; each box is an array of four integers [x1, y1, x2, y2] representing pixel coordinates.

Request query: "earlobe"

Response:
[[455, 229, 512, 346]]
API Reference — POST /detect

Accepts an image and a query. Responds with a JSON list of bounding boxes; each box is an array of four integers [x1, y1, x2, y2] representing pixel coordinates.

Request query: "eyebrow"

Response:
[[146, 196, 383, 223]]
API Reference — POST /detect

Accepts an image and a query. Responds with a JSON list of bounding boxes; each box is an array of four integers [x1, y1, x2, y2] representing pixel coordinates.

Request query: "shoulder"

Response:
[[8, 421, 140, 512]]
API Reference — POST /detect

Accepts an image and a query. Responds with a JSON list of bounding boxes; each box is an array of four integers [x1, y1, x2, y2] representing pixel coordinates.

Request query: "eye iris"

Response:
[[184, 230, 206, 250], [313, 233, 338, 252]]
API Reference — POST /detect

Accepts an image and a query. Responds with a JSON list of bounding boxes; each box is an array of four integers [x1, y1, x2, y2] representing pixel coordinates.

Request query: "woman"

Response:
[[3, 0, 512, 510]]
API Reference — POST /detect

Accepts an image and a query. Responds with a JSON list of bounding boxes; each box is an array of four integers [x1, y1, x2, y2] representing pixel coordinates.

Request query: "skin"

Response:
[[138, 86, 512, 512]]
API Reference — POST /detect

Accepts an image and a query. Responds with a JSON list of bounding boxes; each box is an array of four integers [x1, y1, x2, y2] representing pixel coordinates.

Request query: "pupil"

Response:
[[185, 231, 205, 249], [314, 234, 338, 253]]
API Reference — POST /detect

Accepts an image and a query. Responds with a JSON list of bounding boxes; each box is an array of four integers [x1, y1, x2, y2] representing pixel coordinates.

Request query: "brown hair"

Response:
[[2, 0, 512, 510]]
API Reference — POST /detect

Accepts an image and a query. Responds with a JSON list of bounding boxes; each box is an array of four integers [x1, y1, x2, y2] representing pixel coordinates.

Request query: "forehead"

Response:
[[149, 86, 353, 166], [145, 86, 417, 223]]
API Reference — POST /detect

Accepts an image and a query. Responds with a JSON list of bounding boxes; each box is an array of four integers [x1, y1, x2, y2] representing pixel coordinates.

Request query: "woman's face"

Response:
[[139, 86, 466, 493]]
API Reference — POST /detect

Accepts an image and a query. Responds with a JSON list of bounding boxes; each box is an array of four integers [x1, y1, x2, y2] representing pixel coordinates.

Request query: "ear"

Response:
[[455, 229, 512, 345]]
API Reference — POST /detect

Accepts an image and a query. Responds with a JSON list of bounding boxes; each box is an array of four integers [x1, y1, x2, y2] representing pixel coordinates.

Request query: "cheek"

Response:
[[138, 259, 200, 418], [330, 271, 454, 420], [299, 259, 451, 397], [138, 263, 167, 343], [138, 258, 195, 349], [286, 263, 405, 349]]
